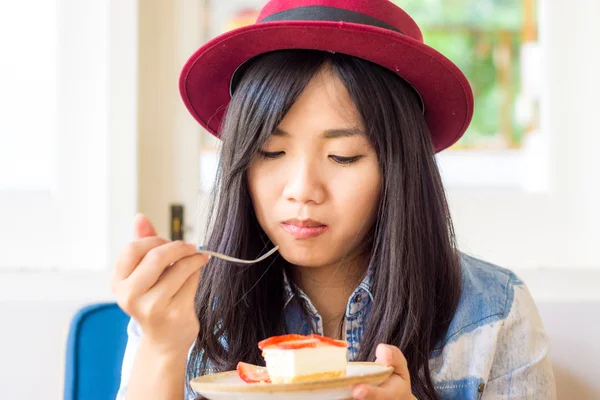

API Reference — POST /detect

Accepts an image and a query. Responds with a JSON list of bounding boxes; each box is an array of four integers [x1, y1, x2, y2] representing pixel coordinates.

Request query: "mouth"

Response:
[[281, 218, 328, 240]]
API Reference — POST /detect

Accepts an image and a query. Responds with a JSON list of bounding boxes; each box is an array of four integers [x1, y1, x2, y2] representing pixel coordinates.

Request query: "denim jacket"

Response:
[[117, 253, 556, 399]]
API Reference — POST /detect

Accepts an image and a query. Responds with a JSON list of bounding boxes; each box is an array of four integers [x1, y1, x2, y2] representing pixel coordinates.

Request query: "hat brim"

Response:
[[179, 20, 473, 152]]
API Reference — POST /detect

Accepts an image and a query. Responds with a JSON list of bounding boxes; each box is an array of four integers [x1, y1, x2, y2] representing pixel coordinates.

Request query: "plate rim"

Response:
[[189, 361, 394, 393]]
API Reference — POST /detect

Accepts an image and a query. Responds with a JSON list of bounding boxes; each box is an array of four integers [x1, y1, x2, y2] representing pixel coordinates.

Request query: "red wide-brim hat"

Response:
[[179, 0, 474, 152]]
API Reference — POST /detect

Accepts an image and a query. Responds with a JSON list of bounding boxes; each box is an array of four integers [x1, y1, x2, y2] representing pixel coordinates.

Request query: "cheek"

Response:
[[332, 161, 381, 226]]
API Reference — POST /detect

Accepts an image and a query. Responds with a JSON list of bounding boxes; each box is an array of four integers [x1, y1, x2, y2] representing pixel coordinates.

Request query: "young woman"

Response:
[[113, 1, 556, 399]]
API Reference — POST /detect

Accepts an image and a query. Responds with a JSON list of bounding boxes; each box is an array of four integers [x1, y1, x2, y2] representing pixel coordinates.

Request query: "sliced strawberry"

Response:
[[308, 334, 349, 348], [258, 334, 306, 350], [275, 338, 320, 350], [236, 362, 271, 384]]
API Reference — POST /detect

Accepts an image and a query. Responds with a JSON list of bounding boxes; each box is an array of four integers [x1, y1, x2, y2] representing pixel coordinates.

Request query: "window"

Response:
[[0, 1, 138, 272], [398, 0, 540, 151], [0, 1, 57, 192], [393, 0, 547, 190]]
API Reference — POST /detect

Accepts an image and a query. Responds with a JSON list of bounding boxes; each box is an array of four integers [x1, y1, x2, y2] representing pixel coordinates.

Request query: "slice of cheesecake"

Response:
[[257, 334, 348, 384]]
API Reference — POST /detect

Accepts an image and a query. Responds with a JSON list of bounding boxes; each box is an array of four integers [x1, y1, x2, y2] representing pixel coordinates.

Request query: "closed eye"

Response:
[[329, 155, 364, 165], [258, 150, 285, 159]]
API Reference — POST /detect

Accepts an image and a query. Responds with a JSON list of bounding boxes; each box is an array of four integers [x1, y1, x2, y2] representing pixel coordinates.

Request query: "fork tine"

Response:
[[196, 245, 279, 264]]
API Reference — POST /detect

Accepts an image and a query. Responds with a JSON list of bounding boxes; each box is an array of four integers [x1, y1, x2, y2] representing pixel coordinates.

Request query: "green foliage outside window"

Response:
[[395, 0, 537, 149]]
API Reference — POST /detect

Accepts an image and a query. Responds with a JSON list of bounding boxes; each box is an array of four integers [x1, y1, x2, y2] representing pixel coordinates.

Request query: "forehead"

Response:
[[277, 64, 364, 134]]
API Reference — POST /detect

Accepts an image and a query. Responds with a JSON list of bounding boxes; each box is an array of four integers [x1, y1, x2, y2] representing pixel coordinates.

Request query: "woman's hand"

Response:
[[111, 214, 208, 357], [353, 344, 417, 400]]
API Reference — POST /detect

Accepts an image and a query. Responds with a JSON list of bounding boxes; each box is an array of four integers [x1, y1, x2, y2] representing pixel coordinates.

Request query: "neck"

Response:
[[291, 251, 369, 339]]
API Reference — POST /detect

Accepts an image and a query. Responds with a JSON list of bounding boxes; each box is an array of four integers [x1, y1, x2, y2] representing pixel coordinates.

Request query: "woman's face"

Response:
[[247, 65, 382, 268]]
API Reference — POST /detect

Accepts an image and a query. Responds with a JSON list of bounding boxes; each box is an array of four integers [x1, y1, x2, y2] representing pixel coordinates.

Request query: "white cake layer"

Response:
[[263, 346, 347, 379]]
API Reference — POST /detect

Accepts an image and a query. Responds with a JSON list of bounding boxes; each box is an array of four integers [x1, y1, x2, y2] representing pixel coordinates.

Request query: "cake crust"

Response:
[[269, 369, 346, 384]]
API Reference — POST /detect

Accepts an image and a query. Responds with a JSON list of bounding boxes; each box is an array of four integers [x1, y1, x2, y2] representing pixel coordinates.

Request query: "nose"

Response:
[[282, 158, 326, 205]]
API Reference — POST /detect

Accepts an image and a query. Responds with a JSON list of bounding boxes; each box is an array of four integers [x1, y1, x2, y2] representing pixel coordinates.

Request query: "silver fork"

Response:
[[196, 245, 279, 264]]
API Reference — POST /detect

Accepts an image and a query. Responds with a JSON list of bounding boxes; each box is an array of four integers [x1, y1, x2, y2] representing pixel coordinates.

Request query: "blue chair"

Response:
[[64, 303, 130, 400]]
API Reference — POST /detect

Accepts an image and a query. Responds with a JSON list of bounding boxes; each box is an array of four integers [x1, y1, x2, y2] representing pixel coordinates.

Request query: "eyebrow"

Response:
[[273, 127, 364, 138]]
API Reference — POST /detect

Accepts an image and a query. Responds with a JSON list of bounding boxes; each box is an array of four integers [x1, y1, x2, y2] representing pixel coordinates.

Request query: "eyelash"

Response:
[[258, 151, 284, 159], [329, 155, 363, 165], [258, 151, 363, 165]]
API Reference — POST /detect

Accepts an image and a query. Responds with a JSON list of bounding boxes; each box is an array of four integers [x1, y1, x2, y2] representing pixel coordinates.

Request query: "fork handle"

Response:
[[196, 246, 279, 264]]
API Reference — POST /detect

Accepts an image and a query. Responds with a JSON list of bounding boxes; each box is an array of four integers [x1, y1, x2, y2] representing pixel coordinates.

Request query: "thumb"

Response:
[[134, 213, 157, 239], [376, 344, 410, 382]]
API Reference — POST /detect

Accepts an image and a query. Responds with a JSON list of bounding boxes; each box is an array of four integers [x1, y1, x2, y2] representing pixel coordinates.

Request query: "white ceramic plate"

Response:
[[189, 362, 394, 400]]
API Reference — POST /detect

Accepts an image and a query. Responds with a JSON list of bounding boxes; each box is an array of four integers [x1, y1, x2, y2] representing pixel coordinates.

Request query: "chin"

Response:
[[276, 245, 331, 268], [279, 253, 327, 268]]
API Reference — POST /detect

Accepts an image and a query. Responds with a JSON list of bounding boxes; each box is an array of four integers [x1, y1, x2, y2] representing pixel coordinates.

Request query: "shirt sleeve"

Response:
[[115, 317, 142, 400], [483, 280, 557, 399], [115, 318, 198, 400]]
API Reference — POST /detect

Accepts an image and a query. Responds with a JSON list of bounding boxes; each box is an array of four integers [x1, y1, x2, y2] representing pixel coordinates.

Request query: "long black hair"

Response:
[[188, 50, 461, 399]]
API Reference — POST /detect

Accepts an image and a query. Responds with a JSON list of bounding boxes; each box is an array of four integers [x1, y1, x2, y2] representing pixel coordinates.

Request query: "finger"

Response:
[[149, 254, 208, 300], [172, 267, 202, 307], [112, 236, 169, 289], [377, 374, 407, 392], [376, 344, 410, 382], [125, 240, 198, 295], [134, 213, 157, 239], [352, 377, 402, 400]]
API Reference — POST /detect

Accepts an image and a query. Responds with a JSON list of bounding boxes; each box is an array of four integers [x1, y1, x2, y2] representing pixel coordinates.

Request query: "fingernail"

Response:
[[375, 344, 391, 363]]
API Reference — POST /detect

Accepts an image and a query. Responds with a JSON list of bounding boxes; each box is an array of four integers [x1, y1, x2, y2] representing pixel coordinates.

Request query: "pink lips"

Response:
[[282, 219, 328, 239]]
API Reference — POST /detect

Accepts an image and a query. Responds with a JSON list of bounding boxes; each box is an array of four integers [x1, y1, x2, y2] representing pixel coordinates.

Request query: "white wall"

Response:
[[538, 301, 600, 400], [0, 274, 114, 399]]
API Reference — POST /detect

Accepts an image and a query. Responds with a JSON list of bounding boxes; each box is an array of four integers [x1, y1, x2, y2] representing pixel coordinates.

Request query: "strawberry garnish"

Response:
[[258, 334, 306, 350], [258, 333, 349, 350], [236, 362, 271, 383], [276, 338, 320, 350], [308, 334, 348, 348]]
